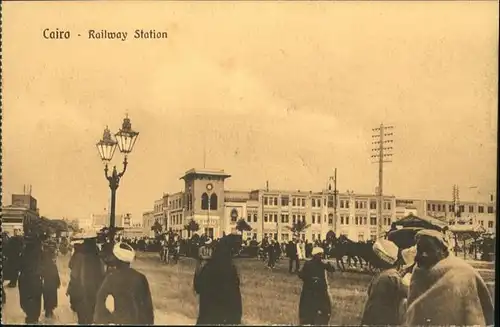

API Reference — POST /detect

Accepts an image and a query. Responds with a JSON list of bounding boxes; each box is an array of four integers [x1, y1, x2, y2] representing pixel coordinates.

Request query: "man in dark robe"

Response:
[[67, 234, 105, 324], [41, 234, 61, 319], [298, 247, 335, 325], [93, 242, 154, 325], [194, 236, 242, 325], [18, 233, 43, 324], [4, 230, 24, 288]]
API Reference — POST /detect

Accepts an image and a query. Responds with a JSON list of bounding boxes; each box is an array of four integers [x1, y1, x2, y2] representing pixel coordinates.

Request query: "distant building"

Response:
[[142, 211, 155, 237], [1, 193, 40, 235], [91, 212, 132, 229], [120, 227, 144, 239], [143, 167, 497, 242]]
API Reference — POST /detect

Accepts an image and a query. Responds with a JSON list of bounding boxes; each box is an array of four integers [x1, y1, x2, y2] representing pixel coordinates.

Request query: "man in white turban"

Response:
[[93, 242, 154, 325], [361, 239, 408, 326], [298, 246, 336, 325]]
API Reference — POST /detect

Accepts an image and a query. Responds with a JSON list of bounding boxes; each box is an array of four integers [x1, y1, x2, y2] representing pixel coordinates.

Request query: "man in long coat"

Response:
[[4, 230, 24, 288], [18, 233, 43, 324], [286, 237, 300, 273], [67, 233, 106, 324], [298, 247, 336, 325], [93, 242, 154, 324]]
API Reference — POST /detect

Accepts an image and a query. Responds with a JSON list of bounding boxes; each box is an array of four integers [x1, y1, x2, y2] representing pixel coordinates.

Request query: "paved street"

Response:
[[1, 253, 195, 325]]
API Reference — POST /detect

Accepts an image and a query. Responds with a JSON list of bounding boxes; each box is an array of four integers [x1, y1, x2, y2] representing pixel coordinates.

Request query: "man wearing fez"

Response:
[[67, 230, 106, 324], [40, 232, 61, 319], [94, 242, 154, 325], [405, 229, 494, 326]]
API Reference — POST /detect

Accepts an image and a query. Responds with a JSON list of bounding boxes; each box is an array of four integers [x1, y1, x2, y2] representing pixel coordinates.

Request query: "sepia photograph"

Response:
[[1, 1, 497, 325]]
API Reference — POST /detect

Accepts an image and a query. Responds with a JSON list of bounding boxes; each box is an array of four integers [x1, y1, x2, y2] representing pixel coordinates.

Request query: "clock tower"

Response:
[[180, 168, 231, 238]]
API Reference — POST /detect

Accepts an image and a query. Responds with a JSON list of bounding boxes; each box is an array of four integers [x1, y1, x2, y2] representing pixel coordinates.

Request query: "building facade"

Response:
[[143, 167, 497, 242], [1, 194, 40, 235]]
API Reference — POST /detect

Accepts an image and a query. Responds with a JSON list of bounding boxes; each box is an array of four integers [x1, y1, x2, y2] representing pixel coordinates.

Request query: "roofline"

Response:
[[179, 168, 231, 180]]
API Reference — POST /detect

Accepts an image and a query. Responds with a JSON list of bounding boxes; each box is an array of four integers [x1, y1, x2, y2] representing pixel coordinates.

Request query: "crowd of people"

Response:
[[2, 226, 495, 326], [2, 227, 155, 325]]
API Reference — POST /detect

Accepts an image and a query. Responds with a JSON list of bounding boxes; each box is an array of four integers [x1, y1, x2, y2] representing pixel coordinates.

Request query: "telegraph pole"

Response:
[[371, 124, 394, 237]]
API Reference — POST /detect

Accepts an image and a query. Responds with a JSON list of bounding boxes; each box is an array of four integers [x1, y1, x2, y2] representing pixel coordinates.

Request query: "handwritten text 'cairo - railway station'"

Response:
[[43, 29, 168, 41]]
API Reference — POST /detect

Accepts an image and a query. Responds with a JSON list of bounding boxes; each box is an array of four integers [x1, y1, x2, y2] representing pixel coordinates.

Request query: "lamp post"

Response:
[[96, 115, 139, 241]]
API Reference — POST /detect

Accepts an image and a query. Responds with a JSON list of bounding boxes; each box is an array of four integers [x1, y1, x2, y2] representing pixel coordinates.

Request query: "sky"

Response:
[[2, 1, 498, 223]]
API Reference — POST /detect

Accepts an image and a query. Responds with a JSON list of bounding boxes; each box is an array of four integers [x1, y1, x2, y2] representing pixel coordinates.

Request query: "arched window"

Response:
[[210, 193, 218, 210], [201, 193, 209, 210]]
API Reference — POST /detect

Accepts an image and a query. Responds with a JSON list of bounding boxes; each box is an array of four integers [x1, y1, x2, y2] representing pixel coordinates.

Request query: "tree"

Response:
[[286, 219, 311, 236], [236, 219, 252, 234], [151, 220, 163, 237], [184, 219, 200, 238]]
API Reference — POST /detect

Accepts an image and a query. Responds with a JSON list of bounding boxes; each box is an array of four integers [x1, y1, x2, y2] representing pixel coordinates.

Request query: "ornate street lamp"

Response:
[[96, 115, 139, 239]]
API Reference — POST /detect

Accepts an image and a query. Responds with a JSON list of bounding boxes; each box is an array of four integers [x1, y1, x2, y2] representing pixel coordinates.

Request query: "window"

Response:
[[274, 198, 278, 206], [328, 214, 333, 225], [346, 216, 350, 225], [301, 199, 306, 207], [370, 201, 377, 210], [264, 214, 269, 223], [488, 206, 494, 214], [281, 214, 289, 223], [210, 193, 218, 210], [324, 214, 327, 223], [281, 197, 289, 206], [479, 220, 484, 226], [478, 206, 484, 213], [293, 198, 296, 206], [317, 199, 321, 207], [431, 204, 435, 211], [231, 209, 238, 222], [312, 215, 316, 224], [355, 201, 359, 209], [427, 204, 431, 211], [355, 216, 359, 225], [247, 213, 252, 222], [274, 214, 278, 223], [363, 217, 367, 225], [340, 200, 344, 208], [201, 193, 209, 210], [302, 215, 306, 223], [469, 206, 474, 213], [437, 204, 441, 212], [459, 205, 464, 213], [264, 197, 268, 205], [370, 217, 377, 225], [345, 200, 349, 209], [324, 199, 327, 206], [293, 215, 297, 224], [488, 221, 494, 228], [312, 199, 316, 208], [449, 204, 454, 211], [253, 214, 258, 222]]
